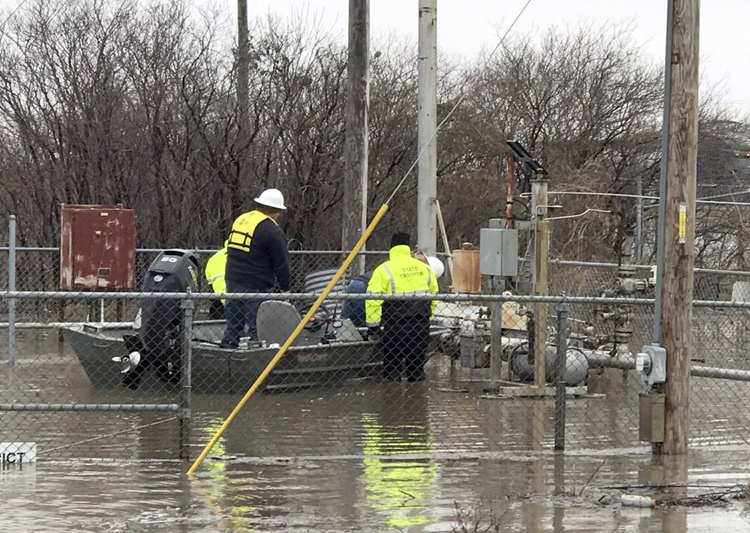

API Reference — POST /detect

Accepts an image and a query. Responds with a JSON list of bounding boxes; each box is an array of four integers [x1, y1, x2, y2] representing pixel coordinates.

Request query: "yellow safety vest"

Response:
[[227, 210, 275, 253], [205, 244, 227, 298], [365, 245, 438, 325]]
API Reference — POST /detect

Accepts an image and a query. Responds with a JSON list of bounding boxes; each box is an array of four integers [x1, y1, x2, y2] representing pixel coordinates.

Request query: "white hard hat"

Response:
[[427, 256, 444, 279], [254, 188, 286, 210]]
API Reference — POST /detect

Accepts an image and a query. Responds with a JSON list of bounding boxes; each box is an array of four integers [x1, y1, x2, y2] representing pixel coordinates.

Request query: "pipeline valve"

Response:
[[636, 345, 667, 386]]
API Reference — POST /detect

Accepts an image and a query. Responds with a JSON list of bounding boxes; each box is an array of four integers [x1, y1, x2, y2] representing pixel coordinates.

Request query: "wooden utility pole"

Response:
[[342, 0, 369, 274], [237, 0, 250, 193], [658, 0, 699, 455]]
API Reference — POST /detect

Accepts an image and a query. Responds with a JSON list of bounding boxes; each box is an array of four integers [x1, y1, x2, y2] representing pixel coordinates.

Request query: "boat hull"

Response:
[[63, 321, 443, 393]]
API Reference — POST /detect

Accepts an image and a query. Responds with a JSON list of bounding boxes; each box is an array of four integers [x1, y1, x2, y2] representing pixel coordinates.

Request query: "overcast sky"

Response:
[[2, 0, 748, 115], [219, 0, 749, 117]]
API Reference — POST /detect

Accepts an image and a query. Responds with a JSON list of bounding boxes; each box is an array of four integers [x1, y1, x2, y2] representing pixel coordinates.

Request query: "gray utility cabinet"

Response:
[[479, 228, 518, 277]]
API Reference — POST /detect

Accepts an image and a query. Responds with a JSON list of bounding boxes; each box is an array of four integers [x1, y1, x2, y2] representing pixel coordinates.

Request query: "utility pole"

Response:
[[506, 154, 515, 229], [531, 169, 549, 390], [342, 0, 370, 274], [417, 0, 437, 256], [237, 0, 250, 195], [658, 0, 700, 455]]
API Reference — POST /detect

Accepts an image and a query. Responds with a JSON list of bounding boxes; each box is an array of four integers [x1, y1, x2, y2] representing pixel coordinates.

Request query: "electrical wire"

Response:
[[547, 189, 750, 208]]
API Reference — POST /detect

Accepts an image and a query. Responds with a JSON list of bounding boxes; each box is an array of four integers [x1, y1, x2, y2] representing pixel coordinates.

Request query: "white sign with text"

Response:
[[0, 442, 37, 464]]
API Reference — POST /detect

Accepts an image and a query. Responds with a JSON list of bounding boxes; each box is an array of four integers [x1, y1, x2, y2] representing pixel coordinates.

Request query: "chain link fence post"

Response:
[[8, 215, 16, 366], [179, 296, 194, 460], [554, 299, 569, 450]]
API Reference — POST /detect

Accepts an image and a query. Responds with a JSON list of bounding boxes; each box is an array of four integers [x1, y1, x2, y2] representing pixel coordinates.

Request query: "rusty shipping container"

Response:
[[60, 204, 136, 290]]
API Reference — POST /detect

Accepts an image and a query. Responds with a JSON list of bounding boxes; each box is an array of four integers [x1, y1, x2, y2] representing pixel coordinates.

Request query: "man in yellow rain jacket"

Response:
[[366, 232, 438, 382], [205, 240, 228, 319]]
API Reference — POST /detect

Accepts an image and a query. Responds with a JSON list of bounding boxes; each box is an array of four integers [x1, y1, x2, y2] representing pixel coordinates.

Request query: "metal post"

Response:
[[8, 215, 16, 366], [417, 0, 437, 256], [636, 175, 643, 263], [487, 279, 502, 392], [554, 301, 568, 450], [179, 297, 194, 460], [653, 0, 675, 345]]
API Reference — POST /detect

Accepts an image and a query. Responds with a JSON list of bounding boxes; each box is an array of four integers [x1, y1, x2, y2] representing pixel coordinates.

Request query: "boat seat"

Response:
[[257, 300, 320, 347], [303, 269, 346, 317]]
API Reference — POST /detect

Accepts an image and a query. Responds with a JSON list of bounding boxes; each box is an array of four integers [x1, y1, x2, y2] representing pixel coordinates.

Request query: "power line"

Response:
[[547, 189, 750, 208]]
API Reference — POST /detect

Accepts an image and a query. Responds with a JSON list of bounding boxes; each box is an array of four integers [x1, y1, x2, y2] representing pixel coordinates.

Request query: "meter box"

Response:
[[479, 228, 518, 277], [60, 204, 136, 290], [636, 344, 667, 386]]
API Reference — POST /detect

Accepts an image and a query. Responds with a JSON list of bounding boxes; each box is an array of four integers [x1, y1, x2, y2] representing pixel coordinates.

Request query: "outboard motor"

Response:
[[115, 249, 199, 389]]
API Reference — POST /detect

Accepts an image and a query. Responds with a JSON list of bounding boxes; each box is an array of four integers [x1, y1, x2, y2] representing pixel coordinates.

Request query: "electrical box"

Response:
[[452, 249, 481, 293], [60, 204, 136, 290], [479, 228, 518, 277], [636, 345, 667, 386], [639, 392, 665, 443]]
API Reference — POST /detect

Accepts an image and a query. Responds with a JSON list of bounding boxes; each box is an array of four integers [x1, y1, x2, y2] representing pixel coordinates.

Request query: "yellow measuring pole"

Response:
[[187, 203, 390, 476]]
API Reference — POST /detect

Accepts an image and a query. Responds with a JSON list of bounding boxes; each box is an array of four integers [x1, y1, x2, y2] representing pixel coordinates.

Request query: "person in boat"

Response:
[[341, 271, 373, 327], [205, 240, 228, 319], [221, 188, 290, 348], [365, 233, 439, 382]]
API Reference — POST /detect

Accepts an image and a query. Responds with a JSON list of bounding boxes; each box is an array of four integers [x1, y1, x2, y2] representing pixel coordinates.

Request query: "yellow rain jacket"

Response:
[[365, 245, 438, 325], [205, 242, 228, 300]]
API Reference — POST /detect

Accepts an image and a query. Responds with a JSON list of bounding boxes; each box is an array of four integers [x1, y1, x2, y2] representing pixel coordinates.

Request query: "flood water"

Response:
[[1, 331, 749, 531], [1, 446, 749, 531]]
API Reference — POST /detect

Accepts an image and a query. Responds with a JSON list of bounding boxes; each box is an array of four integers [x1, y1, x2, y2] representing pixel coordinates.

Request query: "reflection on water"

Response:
[[1, 443, 750, 531], [361, 385, 437, 529]]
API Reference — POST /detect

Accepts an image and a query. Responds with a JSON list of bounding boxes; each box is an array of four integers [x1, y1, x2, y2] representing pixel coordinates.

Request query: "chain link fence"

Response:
[[1, 248, 750, 463]]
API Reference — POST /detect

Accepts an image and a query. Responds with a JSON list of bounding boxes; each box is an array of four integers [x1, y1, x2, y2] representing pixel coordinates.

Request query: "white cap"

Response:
[[254, 188, 286, 210], [426, 256, 444, 279]]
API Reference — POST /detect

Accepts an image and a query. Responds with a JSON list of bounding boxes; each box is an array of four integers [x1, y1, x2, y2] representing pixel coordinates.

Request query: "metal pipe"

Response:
[[689, 366, 750, 382], [8, 215, 16, 365], [554, 301, 568, 450], [583, 351, 750, 383], [10, 289, 750, 308], [653, 0, 675, 345], [0, 403, 180, 411]]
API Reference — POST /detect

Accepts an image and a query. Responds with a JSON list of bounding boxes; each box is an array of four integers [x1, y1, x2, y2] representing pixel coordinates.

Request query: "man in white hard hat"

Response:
[[220, 188, 290, 348]]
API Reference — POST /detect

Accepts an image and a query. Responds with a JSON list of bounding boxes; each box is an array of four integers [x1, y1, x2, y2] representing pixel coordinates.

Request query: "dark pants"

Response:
[[208, 299, 225, 320], [221, 280, 265, 347], [341, 277, 369, 327], [381, 316, 430, 381]]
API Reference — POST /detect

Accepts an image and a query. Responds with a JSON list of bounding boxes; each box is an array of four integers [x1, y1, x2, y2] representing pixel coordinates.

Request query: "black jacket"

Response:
[[225, 218, 290, 291]]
